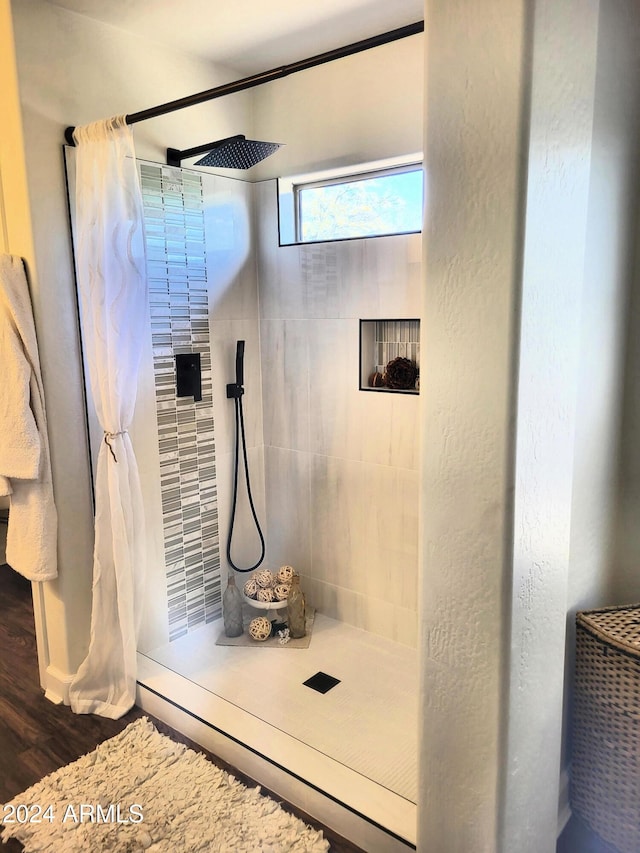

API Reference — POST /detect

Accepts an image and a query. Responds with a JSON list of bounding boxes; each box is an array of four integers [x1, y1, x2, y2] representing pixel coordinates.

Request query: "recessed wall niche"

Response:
[[359, 319, 420, 394]]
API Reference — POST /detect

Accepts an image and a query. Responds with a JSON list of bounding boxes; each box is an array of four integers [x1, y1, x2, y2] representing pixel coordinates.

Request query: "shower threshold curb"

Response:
[[136, 653, 416, 852]]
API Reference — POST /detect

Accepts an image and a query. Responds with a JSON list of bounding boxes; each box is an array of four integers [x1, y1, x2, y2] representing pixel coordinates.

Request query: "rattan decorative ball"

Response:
[[248, 616, 272, 642], [257, 587, 275, 603], [243, 578, 259, 599], [274, 583, 290, 601], [277, 565, 295, 584], [255, 569, 275, 589]]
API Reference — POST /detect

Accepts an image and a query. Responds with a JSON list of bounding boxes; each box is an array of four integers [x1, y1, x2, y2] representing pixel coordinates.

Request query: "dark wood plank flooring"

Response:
[[0, 563, 364, 852]]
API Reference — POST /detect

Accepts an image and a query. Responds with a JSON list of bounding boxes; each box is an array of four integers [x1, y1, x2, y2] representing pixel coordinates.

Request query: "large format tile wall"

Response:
[[255, 181, 422, 646], [140, 164, 222, 641], [201, 175, 266, 578], [136, 167, 418, 646]]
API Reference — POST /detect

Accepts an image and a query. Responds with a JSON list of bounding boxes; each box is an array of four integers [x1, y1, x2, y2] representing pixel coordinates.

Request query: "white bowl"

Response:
[[243, 593, 286, 611]]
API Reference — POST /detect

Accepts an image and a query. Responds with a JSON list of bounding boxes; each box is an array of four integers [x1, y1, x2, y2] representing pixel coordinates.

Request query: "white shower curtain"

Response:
[[68, 116, 148, 719]]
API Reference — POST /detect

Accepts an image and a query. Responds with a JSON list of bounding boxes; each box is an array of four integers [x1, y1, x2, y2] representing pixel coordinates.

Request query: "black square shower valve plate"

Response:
[[303, 672, 341, 694]]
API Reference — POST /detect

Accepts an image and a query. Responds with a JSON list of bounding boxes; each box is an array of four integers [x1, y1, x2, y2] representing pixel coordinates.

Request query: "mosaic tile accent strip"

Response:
[[140, 163, 222, 641]]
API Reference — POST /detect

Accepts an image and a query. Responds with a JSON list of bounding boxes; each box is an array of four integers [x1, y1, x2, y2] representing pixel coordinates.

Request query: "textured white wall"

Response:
[[600, 3, 640, 609], [0, 0, 34, 568], [419, 0, 527, 847], [421, 0, 640, 849], [563, 0, 640, 779], [0, 0, 34, 259], [505, 1, 600, 848], [9, 0, 252, 694]]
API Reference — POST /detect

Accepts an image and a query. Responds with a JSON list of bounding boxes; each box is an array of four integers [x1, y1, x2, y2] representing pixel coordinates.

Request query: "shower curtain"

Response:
[[68, 116, 148, 719]]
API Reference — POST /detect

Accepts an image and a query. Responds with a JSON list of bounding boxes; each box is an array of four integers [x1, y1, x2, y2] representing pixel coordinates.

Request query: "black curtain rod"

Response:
[[64, 21, 424, 145]]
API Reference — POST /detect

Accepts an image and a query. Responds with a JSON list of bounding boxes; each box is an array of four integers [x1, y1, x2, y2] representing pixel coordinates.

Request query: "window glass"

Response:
[[294, 166, 423, 243]]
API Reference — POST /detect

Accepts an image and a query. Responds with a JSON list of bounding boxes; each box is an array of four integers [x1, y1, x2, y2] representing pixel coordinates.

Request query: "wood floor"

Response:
[[0, 563, 364, 852]]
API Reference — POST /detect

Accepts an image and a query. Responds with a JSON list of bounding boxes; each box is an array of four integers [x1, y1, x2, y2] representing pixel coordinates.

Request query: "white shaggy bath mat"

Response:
[[1, 717, 329, 852]]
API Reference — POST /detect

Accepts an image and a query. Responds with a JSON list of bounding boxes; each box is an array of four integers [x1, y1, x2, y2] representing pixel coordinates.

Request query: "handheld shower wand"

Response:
[[226, 341, 265, 572], [226, 339, 244, 398], [235, 339, 244, 388]]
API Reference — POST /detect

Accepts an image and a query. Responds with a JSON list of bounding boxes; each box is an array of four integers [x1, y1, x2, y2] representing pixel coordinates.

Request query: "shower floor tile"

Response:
[[141, 612, 418, 804]]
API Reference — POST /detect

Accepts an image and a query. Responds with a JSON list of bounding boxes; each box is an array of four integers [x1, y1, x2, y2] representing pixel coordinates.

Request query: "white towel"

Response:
[[0, 254, 57, 581]]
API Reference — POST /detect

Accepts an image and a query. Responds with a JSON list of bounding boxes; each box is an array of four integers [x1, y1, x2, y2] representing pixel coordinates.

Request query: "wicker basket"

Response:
[[572, 604, 640, 853]]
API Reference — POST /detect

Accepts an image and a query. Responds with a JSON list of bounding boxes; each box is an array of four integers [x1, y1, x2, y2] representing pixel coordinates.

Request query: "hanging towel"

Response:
[[0, 254, 57, 581]]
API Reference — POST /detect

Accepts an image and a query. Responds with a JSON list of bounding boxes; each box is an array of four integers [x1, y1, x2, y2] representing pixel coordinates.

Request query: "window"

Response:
[[278, 158, 423, 245]]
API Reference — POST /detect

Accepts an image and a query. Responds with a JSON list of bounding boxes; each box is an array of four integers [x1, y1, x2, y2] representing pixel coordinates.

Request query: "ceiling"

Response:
[[44, 0, 424, 74]]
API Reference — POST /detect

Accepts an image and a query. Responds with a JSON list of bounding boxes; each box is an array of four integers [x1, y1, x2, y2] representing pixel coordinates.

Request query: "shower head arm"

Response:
[[166, 135, 245, 167]]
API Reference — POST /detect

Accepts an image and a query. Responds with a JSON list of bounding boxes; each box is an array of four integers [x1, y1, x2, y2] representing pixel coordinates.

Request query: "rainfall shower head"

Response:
[[196, 136, 282, 169], [166, 134, 283, 170]]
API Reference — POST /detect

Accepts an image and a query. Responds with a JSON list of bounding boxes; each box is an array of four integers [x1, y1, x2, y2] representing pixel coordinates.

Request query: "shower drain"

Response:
[[303, 672, 341, 694]]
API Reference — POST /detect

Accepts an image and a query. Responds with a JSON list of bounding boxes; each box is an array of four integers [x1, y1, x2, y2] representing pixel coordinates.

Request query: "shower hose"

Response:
[[226, 390, 266, 573]]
